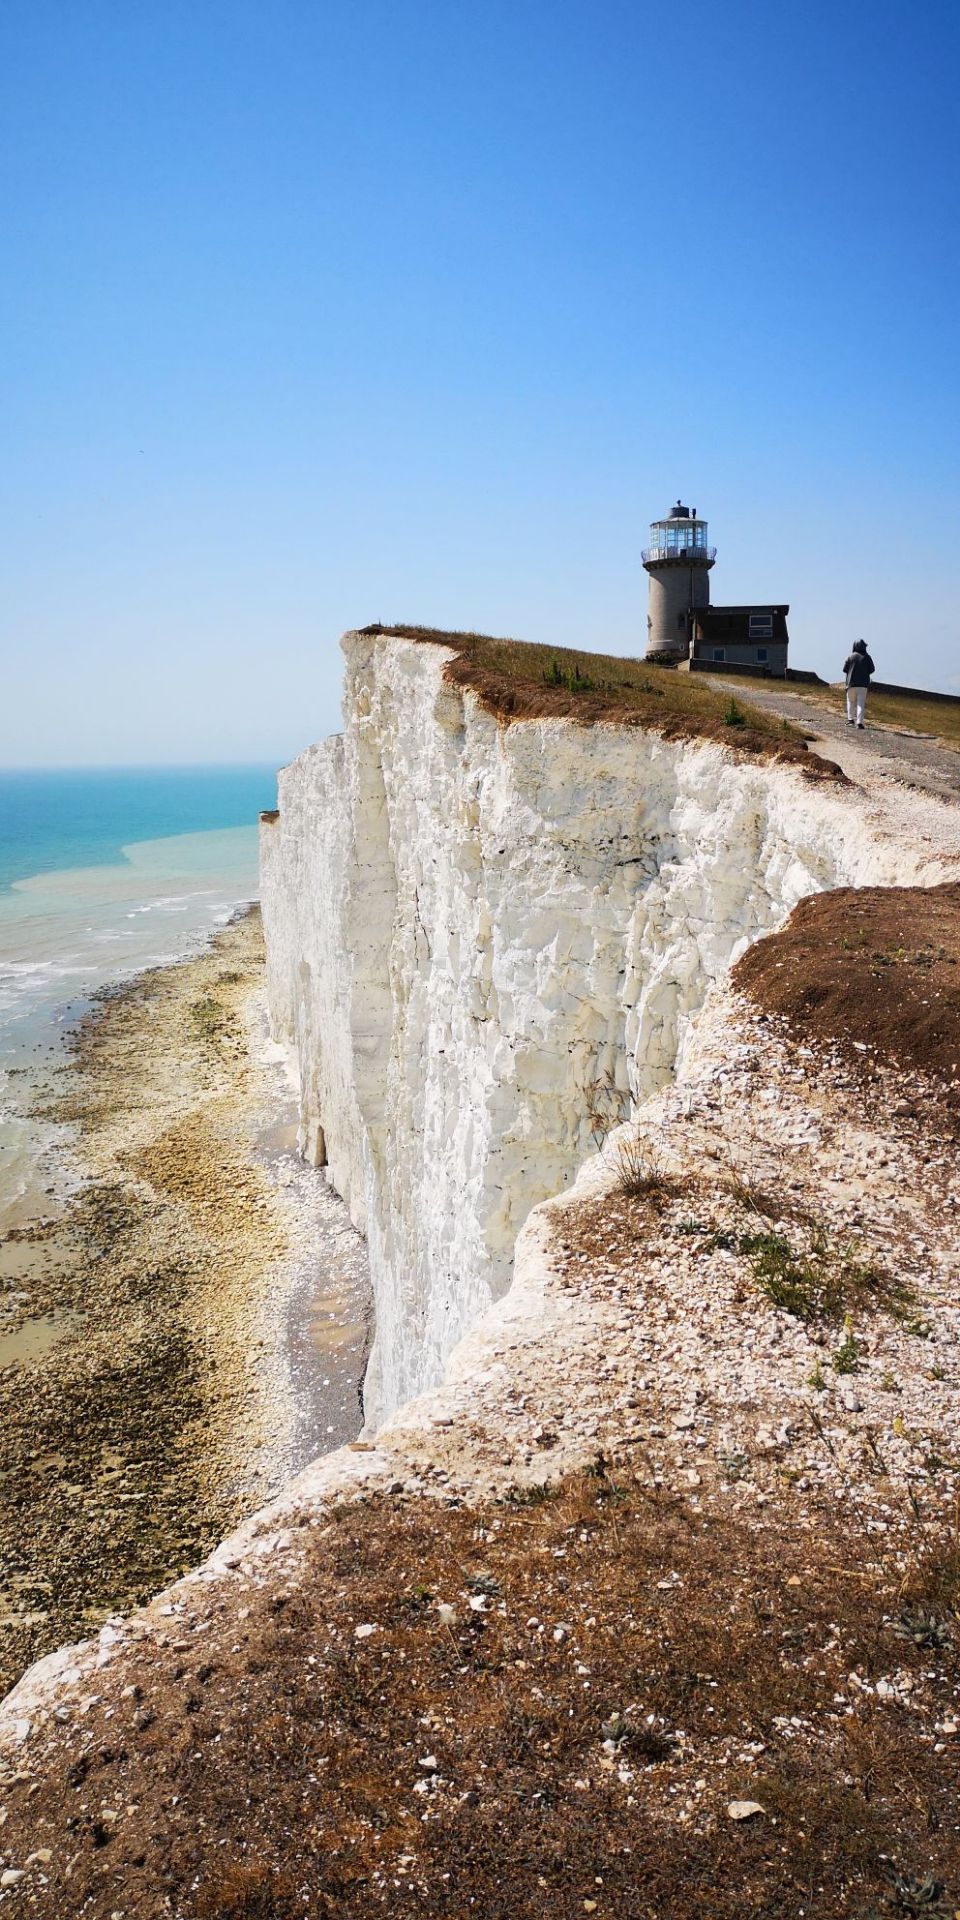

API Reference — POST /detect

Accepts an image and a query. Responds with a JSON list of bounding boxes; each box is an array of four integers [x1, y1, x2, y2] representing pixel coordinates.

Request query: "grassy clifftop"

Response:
[[356, 626, 843, 779]]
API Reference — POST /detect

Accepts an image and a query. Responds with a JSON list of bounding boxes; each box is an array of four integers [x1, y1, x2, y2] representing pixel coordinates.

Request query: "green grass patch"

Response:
[[712, 1225, 913, 1326], [189, 995, 227, 1041], [543, 657, 597, 694]]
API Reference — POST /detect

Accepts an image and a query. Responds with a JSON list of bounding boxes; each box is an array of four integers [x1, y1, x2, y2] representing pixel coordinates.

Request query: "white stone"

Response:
[[262, 632, 950, 1424]]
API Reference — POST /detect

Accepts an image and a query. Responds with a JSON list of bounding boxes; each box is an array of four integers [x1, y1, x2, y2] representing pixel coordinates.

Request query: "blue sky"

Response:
[[2, 0, 958, 764]]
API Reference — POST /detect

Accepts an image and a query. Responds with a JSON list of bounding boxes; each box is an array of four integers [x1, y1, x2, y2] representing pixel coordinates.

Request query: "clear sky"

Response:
[[2, 0, 958, 765]]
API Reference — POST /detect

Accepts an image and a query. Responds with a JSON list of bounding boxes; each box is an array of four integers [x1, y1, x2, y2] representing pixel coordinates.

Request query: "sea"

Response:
[[0, 765, 278, 1234]]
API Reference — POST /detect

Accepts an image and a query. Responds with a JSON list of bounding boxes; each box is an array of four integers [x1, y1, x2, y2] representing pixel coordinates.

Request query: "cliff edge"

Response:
[[260, 629, 954, 1423]]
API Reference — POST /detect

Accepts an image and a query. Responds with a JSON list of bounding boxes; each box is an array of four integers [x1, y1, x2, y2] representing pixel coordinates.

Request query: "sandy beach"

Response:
[[0, 907, 369, 1698]]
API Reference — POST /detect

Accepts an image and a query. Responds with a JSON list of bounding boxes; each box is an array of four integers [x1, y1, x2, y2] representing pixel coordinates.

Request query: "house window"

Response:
[[756, 647, 768, 662], [749, 613, 774, 639], [678, 611, 686, 630], [713, 648, 725, 662]]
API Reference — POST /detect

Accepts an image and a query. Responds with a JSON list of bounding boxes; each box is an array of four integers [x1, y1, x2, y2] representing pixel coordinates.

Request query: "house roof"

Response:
[[692, 605, 790, 644]]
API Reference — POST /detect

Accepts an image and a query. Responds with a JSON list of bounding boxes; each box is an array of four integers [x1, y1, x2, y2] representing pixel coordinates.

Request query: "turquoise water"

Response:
[[0, 766, 277, 892], [0, 765, 278, 1232]]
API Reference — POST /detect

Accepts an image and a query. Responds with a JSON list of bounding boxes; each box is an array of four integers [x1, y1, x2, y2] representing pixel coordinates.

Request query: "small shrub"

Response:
[[739, 1231, 823, 1319], [834, 1248, 913, 1321], [890, 1607, 953, 1651], [905, 1314, 934, 1340], [832, 1324, 861, 1374], [720, 1216, 913, 1327], [400, 1584, 435, 1614], [620, 1724, 676, 1764], [544, 657, 596, 694], [584, 1068, 627, 1151], [706, 1227, 739, 1252], [727, 1175, 796, 1222], [613, 1136, 672, 1206], [723, 698, 747, 728], [501, 1482, 556, 1508]]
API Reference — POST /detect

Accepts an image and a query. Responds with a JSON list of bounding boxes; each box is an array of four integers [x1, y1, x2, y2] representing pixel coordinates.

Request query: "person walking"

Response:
[[843, 639, 875, 727]]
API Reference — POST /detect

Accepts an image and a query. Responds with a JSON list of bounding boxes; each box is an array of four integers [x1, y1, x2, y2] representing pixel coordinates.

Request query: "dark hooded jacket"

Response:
[[843, 646, 875, 687]]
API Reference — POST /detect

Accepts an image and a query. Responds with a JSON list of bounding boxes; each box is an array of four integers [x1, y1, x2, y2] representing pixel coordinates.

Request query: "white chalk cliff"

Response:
[[260, 631, 947, 1424], [6, 629, 960, 1748]]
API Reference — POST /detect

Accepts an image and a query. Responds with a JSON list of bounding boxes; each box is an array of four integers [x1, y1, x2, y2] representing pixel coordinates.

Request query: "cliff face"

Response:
[[260, 632, 943, 1424]]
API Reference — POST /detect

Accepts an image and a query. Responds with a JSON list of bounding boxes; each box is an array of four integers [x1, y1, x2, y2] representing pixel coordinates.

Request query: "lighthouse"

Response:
[[642, 500, 716, 659]]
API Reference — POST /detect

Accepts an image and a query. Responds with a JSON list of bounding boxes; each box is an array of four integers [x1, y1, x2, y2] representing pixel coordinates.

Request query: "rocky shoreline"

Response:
[[0, 908, 369, 1699]]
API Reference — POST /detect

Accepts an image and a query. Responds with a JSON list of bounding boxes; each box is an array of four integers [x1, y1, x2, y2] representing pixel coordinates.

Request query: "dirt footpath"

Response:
[[716, 679, 960, 805]]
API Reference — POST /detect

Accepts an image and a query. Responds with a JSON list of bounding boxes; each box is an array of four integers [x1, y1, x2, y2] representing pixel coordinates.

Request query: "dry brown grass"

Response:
[[733, 882, 960, 1105], [611, 1134, 678, 1209], [7, 1469, 958, 1918], [787, 681, 960, 749], [357, 625, 843, 777]]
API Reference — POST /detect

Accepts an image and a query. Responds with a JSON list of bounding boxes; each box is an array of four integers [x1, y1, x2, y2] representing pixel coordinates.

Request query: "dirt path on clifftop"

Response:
[[716, 679, 960, 804]]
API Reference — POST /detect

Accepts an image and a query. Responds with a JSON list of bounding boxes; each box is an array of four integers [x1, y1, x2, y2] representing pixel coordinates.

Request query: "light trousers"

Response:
[[846, 685, 867, 724]]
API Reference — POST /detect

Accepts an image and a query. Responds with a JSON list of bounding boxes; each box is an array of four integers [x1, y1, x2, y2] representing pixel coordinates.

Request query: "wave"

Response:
[[0, 959, 72, 978]]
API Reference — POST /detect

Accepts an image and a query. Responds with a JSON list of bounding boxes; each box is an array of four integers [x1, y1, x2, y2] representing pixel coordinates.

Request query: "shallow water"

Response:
[[0, 1239, 61, 1285], [0, 1305, 85, 1371], [0, 765, 276, 1233]]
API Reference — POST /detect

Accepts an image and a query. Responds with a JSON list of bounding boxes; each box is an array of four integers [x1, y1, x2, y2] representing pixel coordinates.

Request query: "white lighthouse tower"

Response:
[[642, 499, 716, 659]]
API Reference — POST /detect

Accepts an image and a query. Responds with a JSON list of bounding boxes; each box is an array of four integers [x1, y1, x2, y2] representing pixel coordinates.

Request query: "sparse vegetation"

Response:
[[195, 1863, 294, 1920], [12, 1468, 960, 1919], [189, 994, 227, 1041], [734, 881, 960, 1099], [712, 1221, 912, 1327], [723, 697, 747, 727], [583, 1066, 628, 1152], [612, 1133, 675, 1205], [499, 1481, 557, 1507], [543, 656, 597, 694], [832, 1323, 862, 1374]]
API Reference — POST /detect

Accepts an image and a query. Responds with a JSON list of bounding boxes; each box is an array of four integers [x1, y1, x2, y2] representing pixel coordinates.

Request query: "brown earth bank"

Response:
[[0, 911, 329, 1699], [733, 882, 960, 1099], [0, 1470, 956, 1919], [356, 626, 844, 778]]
